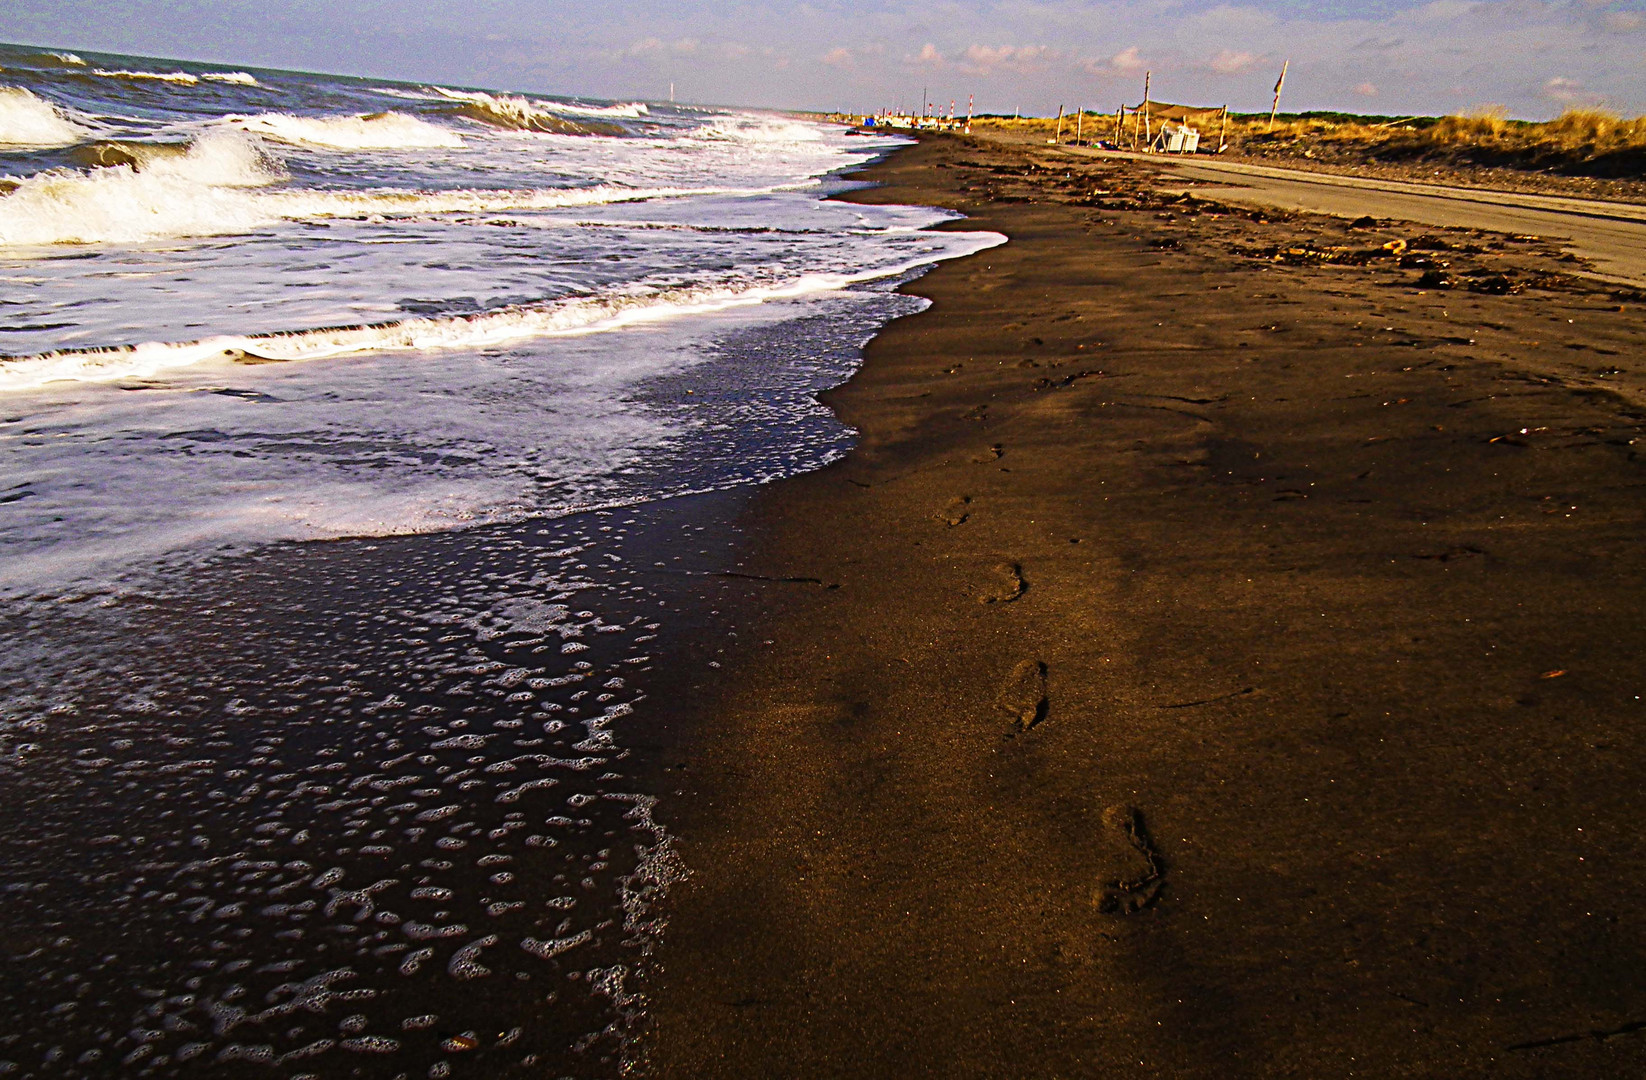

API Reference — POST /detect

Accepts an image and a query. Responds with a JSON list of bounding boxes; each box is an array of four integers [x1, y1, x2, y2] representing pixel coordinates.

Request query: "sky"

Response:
[[2, 0, 1643, 118]]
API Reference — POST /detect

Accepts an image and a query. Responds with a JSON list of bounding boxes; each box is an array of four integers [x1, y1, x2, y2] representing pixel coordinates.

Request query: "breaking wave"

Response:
[[226, 111, 465, 150], [0, 133, 772, 247], [0, 86, 94, 147], [544, 100, 651, 119], [0, 133, 282, 246], [428, 87, 620, 135], [0, 253, 988, 391], [90, 68, 258, 86], [92, 67, 201, 84], [696, 115, 826, 145]]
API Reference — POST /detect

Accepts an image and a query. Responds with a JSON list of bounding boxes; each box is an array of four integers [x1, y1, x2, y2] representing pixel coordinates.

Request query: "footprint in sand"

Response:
[[996, 659, 1047, 732], [938, 496, 972, 526], [979, 562, 1026, 604], [1096, 806, 1165, 915]]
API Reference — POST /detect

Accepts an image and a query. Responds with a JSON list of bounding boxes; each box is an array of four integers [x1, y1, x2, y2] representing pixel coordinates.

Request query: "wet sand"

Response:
[[642, 134, 1646, 1076]]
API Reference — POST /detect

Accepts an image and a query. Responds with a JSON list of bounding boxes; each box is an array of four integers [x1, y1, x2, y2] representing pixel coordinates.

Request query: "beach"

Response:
[[6, 46, 1646, 1075], [641, 132, 1646, 1077]]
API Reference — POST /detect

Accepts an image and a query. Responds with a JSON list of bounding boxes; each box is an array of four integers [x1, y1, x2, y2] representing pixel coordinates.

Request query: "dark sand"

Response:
[[641, 134, 1646, 1077]]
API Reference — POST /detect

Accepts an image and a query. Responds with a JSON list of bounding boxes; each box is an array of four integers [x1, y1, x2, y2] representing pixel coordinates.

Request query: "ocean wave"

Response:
[[544, 100, 650, 119], [0, 86, 94, 147], [427, 87, 620, 135], [49, 52, 87, 66], [66, 139, 195, 170], [93, 67, 202, 85], [226, 111, 464, 150], [0, 134, 778, 246], [202, 71, 259, 85], [695, 115, 826, 145], [0, 133, 282, 246], [0, 251, 997, 390]]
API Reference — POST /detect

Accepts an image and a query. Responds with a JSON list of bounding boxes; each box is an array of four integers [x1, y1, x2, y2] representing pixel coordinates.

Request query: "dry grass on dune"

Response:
[[969, 106, 1646, 178], [1259, 108, 1646, 156]]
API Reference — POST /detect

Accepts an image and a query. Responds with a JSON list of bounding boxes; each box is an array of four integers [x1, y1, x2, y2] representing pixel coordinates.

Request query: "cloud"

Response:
[[1603, 12, 1644, 32], [1411, 0, 1480, 23], [1108, 46, 1146, 73], [1544, 75, 1604, 106], [625, 36, 698, 59], [1209, 49, 1259, 74], [903, 43, 944, 66], [1355, 81, 1379, 97], [958, 44, 1051, 76], [820, 47, 853, 68]]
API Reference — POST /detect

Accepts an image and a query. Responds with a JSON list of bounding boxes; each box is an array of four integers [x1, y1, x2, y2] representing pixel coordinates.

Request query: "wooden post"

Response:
[[1075, 107, 1083, 145], [1268, 60, 1288, 132], [1115, 104, 1123, 144], [1218, 105, 1228, 152], [1142, 71, 1152, 151], [1054, 104, 1064, 143], [965, 94, 973, 133]]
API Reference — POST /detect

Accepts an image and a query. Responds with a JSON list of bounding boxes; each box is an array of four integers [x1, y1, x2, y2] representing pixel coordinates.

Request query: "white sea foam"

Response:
[[201, 71, 259, 86], [49, 52, 87, 66], [0, 244, 1001, 390], [543, 100, 650, 119], [696, 115, 825, 145], [227, 111, 464, 150], [0, 87, 93, 147], [93, 68, 201, 85]]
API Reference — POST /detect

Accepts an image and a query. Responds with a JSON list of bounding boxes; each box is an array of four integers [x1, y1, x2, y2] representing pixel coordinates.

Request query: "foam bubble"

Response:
[[226, 111, 463, 150], [0, 87, 93, 148]]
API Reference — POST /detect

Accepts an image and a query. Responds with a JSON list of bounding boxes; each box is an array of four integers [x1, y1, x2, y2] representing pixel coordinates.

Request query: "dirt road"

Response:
[[1076, 149, 1646, 287]]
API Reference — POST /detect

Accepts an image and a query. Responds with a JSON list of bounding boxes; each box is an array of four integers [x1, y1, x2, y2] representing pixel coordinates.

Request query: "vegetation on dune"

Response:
[[969, 106, 1646, 179]]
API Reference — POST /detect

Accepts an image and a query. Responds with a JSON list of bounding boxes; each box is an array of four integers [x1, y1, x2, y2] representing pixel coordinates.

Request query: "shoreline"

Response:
[[641, 132, 1646, 1076]]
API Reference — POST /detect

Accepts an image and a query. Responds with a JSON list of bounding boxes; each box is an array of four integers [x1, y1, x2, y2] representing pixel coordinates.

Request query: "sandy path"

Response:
[[1078, 149, 1646, 287]]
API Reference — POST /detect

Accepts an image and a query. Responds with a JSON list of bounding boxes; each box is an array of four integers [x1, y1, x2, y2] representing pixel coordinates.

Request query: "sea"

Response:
[[0, 43, 1001, 1078]]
